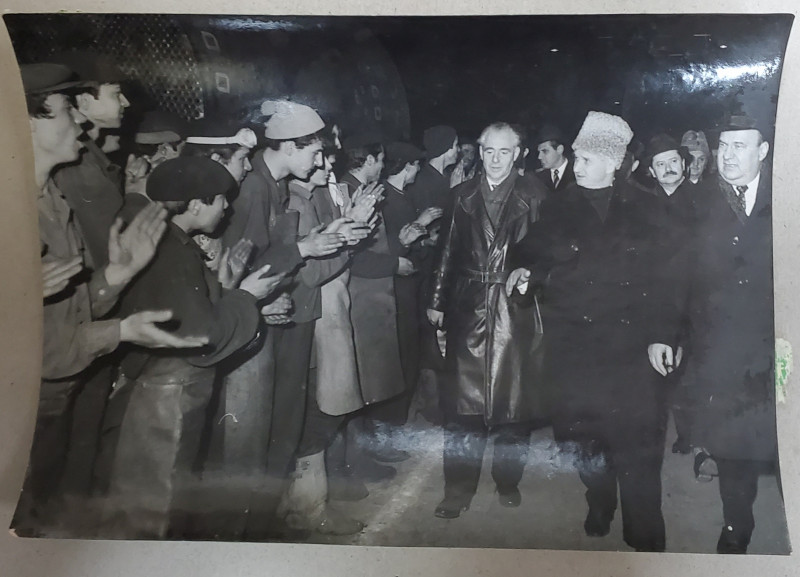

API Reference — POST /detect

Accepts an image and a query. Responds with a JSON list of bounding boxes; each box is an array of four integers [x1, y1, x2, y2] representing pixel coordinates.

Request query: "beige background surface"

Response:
[[0, 1, 798, 575]]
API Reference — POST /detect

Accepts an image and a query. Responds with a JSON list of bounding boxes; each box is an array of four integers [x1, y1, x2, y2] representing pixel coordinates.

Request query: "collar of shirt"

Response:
[[552, 158, 568, 180], [742, 172, 761, 217]]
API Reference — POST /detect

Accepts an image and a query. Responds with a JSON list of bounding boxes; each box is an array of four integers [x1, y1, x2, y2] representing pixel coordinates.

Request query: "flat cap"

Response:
[[423, 125, 457, 159], [147, 156, 237, 202], [20, 63, 84, 95], [53, 51, 126, 85], [261, 100, 325, 140], [185, 117, 257, 149], [719, 114, 766, 135], [135, 110, 188, 145], [386, 141, 425, 170]]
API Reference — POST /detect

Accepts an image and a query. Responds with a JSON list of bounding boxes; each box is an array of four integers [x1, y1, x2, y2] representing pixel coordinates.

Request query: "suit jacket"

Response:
[[535, 158, 575, 194]]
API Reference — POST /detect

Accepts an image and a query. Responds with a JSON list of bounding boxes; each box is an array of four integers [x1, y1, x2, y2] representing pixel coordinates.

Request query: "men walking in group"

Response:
[[534, 124, 574, 194], [427, 122, 546, 519]]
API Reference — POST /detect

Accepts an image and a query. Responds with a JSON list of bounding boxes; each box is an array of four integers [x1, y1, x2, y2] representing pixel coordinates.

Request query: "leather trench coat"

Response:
[[430, 173, 546, 425]]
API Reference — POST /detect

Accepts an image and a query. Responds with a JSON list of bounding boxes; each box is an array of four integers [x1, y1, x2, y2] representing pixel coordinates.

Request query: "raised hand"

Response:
[[124, 154, 150, 197], [218, 239, 254, 289], [399, 222, 427, 247], [262, 293, 292, 325], [105, 202, 168, 287], [42, 255, 83, 299], [239, 263, 286, 300], [298, 223, 347, 258], [119, 310, 209, 348], [415, 207, 443, 227]]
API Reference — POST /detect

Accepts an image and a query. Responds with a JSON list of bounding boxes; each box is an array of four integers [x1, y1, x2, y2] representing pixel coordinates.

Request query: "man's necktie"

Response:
[[735, 185, 748, 215], [552, 168, 560, 188]]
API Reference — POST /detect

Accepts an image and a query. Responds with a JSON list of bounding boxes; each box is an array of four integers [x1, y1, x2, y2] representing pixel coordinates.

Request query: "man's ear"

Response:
[[188, 199, 202, 215], [556, 144, 565, 156], [513, 147, 521, 162], [758, 140, 770, 162], [283, 140, 296, 156], [648, 166, 656, 179], [365, 154, 376, 166], [75, 92, 93, 114], [523, 147, 530, 159], [210, 152, 222, 163]]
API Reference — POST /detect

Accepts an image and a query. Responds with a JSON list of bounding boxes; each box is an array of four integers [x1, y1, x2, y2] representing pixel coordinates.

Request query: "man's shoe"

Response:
[[497, 486, 522, 508], [367, 445, 411, 463], [355, 456, 397, 483], [694, 450, 718, 483], [717, 525, 750, 554], [584, 506, 614, 537], [434, 494, 472, 519], [327, 466, 370, 502]]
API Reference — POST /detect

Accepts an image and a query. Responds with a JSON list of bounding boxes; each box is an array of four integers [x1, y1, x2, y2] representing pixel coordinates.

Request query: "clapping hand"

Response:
[[415, 207, 443, 227], [119, 310, 209, 348], [42, 255, 83, 299], [262, 293, 293, 325], [298, 223, 347, 258], [218, 239, 254, 289], [124, 154, 150, 197], [399, 222, 427, 247], [239, 263, 286, 300], [105, 202, 168, 287]]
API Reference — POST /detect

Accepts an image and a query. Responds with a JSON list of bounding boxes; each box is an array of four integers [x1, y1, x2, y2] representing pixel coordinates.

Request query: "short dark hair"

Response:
[[265, 130, 324, 152], [26, 92, 54, 118], [539, 139, 565, 151], [163, 196, 217, 215], [385, 156, 417, 177], [181, 142, 240, 162], [345, 143, 384, 171]]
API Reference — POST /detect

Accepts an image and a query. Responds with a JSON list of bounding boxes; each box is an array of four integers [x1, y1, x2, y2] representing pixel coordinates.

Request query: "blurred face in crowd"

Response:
[[310, 155, 335, 188], [717, 129, 768, 186], [288, 139, 324, 180], [30, 93, 87, 170], [480, 127, 520, 183], [649, 149, 685, 188], [76, 83, 130, 129], [573, 149, 616, 189], [195, 194, 229, 234], [215, 146, 252, 185], [405, 160, 421, 185], [443, 138, 459, 168], [459, 143, 476, 166], [687, 150, 708, 181], [537, 140, 565, 171]]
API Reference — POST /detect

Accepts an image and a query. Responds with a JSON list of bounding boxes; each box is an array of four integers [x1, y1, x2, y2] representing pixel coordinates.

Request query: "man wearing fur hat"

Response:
[[507, 111, 669, 551], [427, 122, 546, 519]]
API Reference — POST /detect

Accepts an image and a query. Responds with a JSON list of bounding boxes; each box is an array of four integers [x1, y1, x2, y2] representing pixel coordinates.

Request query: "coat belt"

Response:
[[459, 268, 509, 284]]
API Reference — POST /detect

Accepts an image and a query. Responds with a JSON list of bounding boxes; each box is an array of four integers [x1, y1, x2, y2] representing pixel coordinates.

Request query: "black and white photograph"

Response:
[[2, 12, 793, 554]]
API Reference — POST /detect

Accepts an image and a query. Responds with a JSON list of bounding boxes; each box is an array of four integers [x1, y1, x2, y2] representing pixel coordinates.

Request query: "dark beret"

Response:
[[20, 63, 84, 95], [53, 51, 126, 85], [386, 141, 425, 170], [423, 125, 457, 159], [343, 130, 384, 152], [147, 157, 237, 202]]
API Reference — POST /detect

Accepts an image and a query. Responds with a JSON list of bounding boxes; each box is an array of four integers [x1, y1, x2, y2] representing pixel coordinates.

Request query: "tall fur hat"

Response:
[[572, 111, 633, 168]]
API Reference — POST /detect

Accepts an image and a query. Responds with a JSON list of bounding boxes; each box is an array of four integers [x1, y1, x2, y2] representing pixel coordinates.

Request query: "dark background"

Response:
[[4, 13, 794, 154]]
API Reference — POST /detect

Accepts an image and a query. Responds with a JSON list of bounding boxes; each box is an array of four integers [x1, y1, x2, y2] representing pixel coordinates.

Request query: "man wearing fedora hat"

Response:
[[649, 114, 777, 554]]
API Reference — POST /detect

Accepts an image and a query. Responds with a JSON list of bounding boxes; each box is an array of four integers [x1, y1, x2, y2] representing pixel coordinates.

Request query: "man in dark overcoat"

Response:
[[648, 115, 778, 554], [427, 122, 547, 518], [507, 111, 669, 552]]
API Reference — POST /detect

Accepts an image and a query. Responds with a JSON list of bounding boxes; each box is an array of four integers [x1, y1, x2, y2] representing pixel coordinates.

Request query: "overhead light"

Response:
[[614, 101, 621, 105], [720, 44, 728, 48], [550, 48, 559, 53]]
